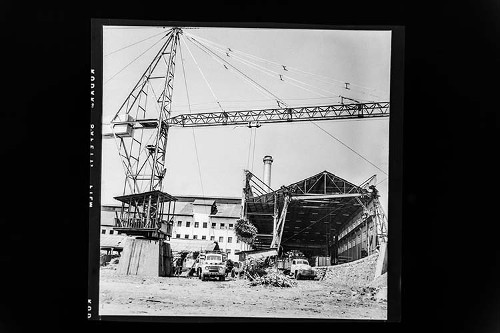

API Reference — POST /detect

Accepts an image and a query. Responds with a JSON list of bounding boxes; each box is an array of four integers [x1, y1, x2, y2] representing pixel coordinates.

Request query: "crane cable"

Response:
[[185, 34, 387, 177], [251, 128, 257, 172], [103, 32, 168, 85], [185, 35, 274, 104], [190, 35, 337, 100], [180, 35, 224, 113], [246, 128, 253, 169], [309, 121, 388, 176], [104, 30, 169, 57], [186, 32, 386, 98], [179, 40, 205, 198], [186, 34, 288, 108], [245, 127, 258, 172], [184, 34, 279, 105]]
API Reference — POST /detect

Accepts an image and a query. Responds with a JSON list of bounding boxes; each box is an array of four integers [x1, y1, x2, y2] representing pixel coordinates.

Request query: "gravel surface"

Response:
[[99, 266, 387, 320]]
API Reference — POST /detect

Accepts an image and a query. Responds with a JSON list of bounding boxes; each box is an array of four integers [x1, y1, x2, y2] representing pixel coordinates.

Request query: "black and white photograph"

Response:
[[89, 21, 401, 321]]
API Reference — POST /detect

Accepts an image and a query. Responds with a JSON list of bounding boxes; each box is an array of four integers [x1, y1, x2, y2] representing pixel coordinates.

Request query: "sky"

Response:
[[100, 26, 391, 216]]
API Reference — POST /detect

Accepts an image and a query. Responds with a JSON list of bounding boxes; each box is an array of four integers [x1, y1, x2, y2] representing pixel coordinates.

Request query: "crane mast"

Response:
[[107, 28, 181, 239], [110, 27, 181, 196]]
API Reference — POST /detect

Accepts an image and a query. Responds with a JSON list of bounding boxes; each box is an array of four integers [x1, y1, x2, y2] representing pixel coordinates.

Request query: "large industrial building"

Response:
[[242, 156, 387, 264], [101, 155, 386, 265]]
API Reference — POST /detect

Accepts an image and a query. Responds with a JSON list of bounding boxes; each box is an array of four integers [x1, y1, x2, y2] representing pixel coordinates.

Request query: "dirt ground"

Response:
[[99, 266, 387, 320]]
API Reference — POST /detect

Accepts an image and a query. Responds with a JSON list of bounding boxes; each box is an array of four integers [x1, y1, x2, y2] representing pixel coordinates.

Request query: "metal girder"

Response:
[[165, 102, 389, 127], [270, 194, 291, 250], [291, 193, 366, 200]]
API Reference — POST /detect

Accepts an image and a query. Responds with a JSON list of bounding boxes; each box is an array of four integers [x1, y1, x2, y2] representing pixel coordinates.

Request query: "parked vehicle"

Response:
[[196, 252, 227, 281], [190, 251, 226, 281], [275, 255, 315, 280], [290, 258, 316, 280]]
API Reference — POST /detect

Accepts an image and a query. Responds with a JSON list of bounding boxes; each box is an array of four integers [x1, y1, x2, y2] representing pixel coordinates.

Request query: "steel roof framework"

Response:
[[244, 171, 384, 257]]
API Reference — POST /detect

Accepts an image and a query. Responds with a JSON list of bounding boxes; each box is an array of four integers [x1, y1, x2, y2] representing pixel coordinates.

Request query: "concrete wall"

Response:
[[117, 238, 172, 277]]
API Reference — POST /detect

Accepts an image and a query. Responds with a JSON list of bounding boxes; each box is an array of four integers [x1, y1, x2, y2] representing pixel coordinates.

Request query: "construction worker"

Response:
[[175, 258, 182, 276], [225, 259, 234, 277]]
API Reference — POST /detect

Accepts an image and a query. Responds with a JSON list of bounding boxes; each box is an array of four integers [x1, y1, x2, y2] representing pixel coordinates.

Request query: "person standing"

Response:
[[175, 258, 182, 276]]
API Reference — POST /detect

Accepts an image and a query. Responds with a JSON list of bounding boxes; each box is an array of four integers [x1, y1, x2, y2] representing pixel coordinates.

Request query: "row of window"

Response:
[[175, 234, 239, 243], [176, 221, 234, 229]]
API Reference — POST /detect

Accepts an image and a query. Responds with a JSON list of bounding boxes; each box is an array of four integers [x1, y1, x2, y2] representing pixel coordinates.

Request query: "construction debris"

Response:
[[247, 269, 296, 288]]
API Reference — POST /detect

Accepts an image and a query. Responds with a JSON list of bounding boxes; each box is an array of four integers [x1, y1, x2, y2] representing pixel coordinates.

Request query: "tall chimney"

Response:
[[263, 155, 273, 188]]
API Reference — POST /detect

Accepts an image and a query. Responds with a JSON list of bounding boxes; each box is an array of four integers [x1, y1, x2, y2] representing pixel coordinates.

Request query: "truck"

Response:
[[277, 256, 316, 280], [289, 258, 316, 280], [192, 251, 227, 281]]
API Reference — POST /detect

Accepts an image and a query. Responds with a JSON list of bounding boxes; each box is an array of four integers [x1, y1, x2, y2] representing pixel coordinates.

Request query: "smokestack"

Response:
[[263, 155, 273, 188]]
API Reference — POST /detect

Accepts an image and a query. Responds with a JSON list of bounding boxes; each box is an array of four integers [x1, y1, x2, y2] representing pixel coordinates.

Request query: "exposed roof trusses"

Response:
[[245, 171, 376, 250]]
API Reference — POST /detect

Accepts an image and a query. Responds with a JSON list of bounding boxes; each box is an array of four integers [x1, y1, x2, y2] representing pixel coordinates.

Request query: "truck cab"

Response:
[[196, 252, 227, 281], [290, 258, 316, 280]]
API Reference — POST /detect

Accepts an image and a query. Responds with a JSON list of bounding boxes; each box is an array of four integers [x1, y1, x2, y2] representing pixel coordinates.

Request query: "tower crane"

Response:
[[104, 27, 390, 243]]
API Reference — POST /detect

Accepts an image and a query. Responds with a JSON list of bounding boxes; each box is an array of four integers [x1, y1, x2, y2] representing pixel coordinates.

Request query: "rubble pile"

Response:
[[350, 286, 379, 301], [247, 269, 297, 288], [313, 267, 328, 280], [321, 252, 380, 287]]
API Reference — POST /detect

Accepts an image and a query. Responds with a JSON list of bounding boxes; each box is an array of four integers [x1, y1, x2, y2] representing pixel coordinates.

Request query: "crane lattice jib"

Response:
[[111, 102, 390, 129], [167, 102, 389, 127]]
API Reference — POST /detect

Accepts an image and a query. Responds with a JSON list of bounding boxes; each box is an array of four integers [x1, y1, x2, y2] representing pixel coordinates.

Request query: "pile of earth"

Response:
[[319, 252, 380, 288]]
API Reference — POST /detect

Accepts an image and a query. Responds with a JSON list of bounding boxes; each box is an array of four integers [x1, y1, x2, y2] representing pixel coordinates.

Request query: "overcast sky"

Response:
[[100, 26, 391, 215]]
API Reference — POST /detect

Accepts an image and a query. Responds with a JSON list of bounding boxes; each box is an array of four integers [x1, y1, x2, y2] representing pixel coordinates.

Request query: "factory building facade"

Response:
[[101, 195, 250, 262]]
